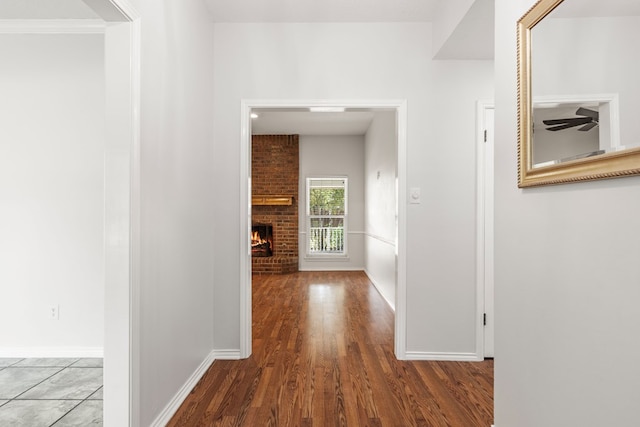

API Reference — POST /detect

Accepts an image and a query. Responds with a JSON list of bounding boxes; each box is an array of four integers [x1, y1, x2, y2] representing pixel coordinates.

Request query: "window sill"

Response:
[[304, 254, 350, 262]]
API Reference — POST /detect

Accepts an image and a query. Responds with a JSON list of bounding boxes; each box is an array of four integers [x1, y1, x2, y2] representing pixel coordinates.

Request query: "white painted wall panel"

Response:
[[364, 236, 396, 310], [494, 1, 640, 425], [0, 34, 105, 355], [364, 112, 397, 308], [405, 59, 493, 354], [135, 1, 216, 425]]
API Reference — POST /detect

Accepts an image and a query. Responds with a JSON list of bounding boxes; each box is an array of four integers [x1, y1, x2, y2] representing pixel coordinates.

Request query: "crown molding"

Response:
[[0, 19, 105, 34], [84, 0, 139, 21]]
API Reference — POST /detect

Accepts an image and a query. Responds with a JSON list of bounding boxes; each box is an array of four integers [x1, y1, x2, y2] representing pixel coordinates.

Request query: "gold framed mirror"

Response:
[[517, 0, 640, 187]]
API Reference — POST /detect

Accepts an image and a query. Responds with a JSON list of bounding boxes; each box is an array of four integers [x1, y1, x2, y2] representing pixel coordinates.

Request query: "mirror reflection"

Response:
[[530, 0, 640, 168]]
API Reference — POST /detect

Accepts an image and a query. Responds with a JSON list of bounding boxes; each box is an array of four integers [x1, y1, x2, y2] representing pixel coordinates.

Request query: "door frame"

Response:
[[239, 99, 409, 359], [476, 100, 494, 358], [86, 0, 141, 424]]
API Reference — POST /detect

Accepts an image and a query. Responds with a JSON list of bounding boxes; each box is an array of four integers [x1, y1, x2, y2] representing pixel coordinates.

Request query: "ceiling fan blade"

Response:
[[543, 117, 591, 126], [546, 122, 585, 131], [578, 122, 598, 131], [576, 107, 599, 120]]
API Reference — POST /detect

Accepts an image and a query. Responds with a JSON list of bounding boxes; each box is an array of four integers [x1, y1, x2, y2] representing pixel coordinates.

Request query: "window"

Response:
[[306, 177, 347, 255]]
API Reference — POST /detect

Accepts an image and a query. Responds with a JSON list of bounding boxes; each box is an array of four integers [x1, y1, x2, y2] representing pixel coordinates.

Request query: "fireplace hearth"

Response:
[[251, 224, 273, 257]]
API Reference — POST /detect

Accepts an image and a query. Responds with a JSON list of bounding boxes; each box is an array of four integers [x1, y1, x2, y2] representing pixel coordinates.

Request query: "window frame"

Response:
[[305, 176, 348, 257]]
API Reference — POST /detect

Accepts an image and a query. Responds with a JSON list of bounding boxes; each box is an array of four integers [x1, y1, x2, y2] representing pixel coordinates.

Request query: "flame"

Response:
[[252, 231, 267, 246]]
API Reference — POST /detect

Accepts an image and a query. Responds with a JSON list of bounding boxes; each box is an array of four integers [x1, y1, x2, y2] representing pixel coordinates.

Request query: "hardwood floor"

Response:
[[168, 271, 494, 426]]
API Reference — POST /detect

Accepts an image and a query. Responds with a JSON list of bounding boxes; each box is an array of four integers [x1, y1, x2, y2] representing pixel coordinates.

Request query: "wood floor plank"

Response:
[[169, 271, 493, 426]]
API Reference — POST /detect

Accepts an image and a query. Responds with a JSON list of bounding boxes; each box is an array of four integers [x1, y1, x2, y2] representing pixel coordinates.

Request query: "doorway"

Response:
[[239, 100, 409, 359], [0, 2, 140, 425]]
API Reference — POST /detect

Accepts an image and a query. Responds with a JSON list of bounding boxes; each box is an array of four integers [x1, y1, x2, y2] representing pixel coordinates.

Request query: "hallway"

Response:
[[169, 271, 493, 426]]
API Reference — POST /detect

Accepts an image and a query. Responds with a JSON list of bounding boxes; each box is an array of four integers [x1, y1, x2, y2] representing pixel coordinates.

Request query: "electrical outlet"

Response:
[[49, 305, 60, 320]]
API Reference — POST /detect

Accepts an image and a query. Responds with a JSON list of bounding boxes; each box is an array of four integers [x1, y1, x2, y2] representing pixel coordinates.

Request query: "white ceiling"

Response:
[[3, 0, 637, 22], [251, 111, 376, 136], [551, 0, 640, 18], [0, 0, 99, 19], [0, 0, 439, 22], [204, 0, 439, 23]]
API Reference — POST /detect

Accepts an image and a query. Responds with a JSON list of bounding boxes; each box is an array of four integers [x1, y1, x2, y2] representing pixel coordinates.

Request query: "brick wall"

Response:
[[252, 135, 299, 273]]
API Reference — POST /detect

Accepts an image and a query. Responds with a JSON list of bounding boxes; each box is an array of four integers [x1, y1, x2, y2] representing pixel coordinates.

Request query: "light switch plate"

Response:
[[409, 187, 421, 204]]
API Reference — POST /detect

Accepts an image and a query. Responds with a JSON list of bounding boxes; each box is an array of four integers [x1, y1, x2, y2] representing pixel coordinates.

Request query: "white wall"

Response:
[[405, 59, 493, 356], [212, 22, 494, 359], [433, 0, 495, 60], [298, 135, 365, 271], [133, 0, 216, 425], [212, 22, 432, 351], [0, 34, 105, 356], [494, 1, 640, 425], [364, 112, 397, 309], [432, 0, 475, 56]]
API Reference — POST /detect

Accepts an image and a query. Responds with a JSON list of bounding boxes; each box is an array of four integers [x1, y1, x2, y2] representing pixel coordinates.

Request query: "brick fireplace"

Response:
[[251, 135, 299, 274]]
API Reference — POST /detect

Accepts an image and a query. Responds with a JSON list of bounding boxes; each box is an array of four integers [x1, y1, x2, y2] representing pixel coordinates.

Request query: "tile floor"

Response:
[[0, 358, 102, 426]]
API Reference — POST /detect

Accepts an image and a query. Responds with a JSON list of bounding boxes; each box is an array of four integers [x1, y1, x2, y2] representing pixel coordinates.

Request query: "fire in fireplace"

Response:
[[251, 224, 273, 257]]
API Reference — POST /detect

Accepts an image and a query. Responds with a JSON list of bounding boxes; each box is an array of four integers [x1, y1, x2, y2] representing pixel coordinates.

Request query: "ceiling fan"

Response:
[[543, 107, 599, 132]]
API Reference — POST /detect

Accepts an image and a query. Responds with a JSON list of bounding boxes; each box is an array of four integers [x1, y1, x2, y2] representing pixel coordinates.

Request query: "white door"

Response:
[[483, 106, 495, 358]]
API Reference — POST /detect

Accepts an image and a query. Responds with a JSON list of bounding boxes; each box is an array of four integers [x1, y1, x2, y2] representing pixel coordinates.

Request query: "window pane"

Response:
[[309, 187, 345, 215], [308, 178, 345, 188], [308, 217, 344, 253], [310, 217, 344, 228]]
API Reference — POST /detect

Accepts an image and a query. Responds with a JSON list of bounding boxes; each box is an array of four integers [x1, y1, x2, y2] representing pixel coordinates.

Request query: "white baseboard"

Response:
[[150, 350, 216, 427], [404, 351, 483, 362], [363, 269, 395, 312], [0, 347, 103, 358], [212, 349, 242, 360]]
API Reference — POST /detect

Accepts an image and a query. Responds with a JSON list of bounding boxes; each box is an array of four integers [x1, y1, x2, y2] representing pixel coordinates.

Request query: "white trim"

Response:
[[98, 1, 141, 426], [302, 256, 351, 262], [239, 101, 253, 359], [149, 351, 216, 427], [240, 99, 408, 361], [404, 351, 483, 362], [212, 349, 242, 360], [83, 0, 139, 22], [300, 230, 366, 234], [364, 231, 395, 247], [127, 18, 142, 427], [477, 100, 495, 359], [0, 347, 103, 358], [364, 270, 396, 312], [0, 19, 106, 34], [395, 100, 408, 360], [305, 176, 349, 257]]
